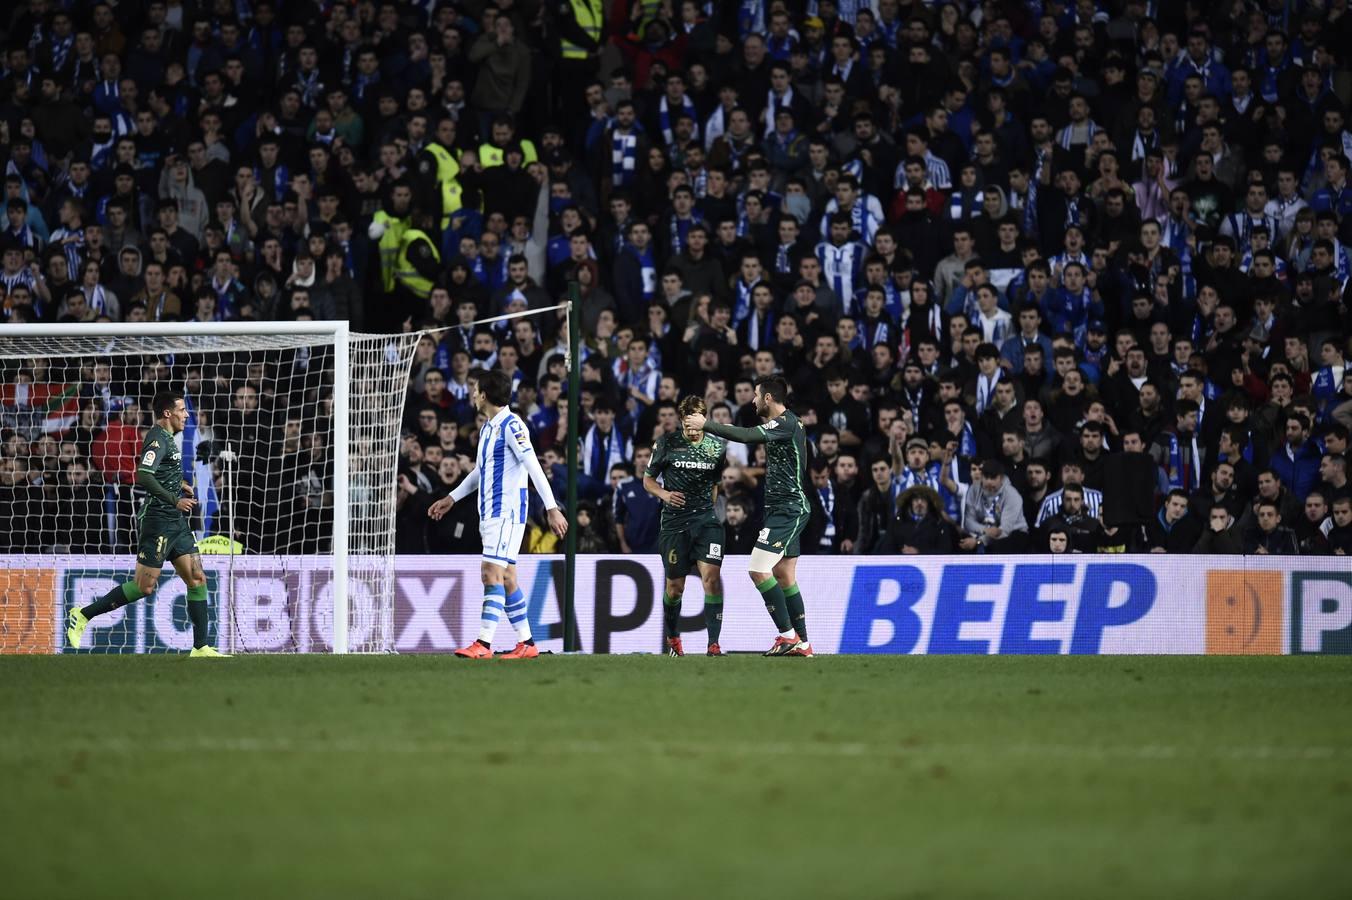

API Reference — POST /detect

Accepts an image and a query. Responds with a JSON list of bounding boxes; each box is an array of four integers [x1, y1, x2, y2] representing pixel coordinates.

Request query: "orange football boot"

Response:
[[499, 642, 539, 659], [454, 641, 494, 659]]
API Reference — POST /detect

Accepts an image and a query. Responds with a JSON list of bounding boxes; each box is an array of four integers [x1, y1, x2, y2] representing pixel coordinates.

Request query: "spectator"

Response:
[[1242, 499, 1300, 555], [879, 485, 955, 555], [1328, 497, 1352, 556], [959, 459, 1029, 553], [1268, 412, 1323, 501], [612, 454, 660, 555], [723, 496, 756, 556], [1145, 489, 1204, 554], [854, 456, 899, 555], [1194, 505, 1245, 555]]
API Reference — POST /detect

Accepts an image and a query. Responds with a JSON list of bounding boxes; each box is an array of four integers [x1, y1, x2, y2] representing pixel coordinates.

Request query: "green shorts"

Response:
[[754, 506, 810, 559], [137, 513, 198, 568], [657, 520, 725, 579]]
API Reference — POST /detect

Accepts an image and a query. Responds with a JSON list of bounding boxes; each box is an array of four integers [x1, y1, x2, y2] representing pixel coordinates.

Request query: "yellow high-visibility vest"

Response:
[[560, 0, 603, 61], [372, 210, 408, 292], [478, 139, 538, 169], [394, 228, 440, 299], [425, 143, 464, 229]]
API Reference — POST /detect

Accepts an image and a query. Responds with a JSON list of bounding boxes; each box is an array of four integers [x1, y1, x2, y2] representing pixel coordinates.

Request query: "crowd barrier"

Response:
[[1, 555, 1348, 654]]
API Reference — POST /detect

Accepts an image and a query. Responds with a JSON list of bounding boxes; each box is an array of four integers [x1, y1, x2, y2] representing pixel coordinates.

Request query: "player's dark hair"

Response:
[[152, 389, 183, 419], [754, 375, 789, 405], [471, 369, 512, 407], [676, 395, 707, 418]]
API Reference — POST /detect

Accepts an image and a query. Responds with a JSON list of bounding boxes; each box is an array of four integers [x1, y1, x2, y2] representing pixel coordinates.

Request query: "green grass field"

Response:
[[2, 655, 1349, 899]]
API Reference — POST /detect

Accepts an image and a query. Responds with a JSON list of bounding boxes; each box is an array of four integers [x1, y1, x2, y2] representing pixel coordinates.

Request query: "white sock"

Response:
[[779, 629, 798, 640], [478, 586, 506, 644], [505, 589, 532, 642]]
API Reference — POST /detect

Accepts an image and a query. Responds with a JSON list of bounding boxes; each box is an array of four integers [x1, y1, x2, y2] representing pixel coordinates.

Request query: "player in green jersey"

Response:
[[66, 390, 227, 657], [684, 376, 813, 657], [643, 396, 727, 657]]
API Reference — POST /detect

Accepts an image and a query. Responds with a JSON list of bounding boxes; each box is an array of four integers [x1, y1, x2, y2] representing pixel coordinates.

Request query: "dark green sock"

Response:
[[755, 577, 793, 633], [662, 593, 682, 639], [82, 581, 146, 619], [704, 595, 724, 644], [784, 584, 808, 641], [187, 584, 209, 649]]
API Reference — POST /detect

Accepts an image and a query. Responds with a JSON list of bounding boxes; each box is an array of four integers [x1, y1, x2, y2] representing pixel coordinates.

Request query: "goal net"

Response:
[[0, 323, 421, 654]]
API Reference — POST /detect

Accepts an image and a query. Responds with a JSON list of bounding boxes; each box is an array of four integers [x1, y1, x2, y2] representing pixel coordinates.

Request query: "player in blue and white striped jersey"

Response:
[[429, 369, 567, 659]]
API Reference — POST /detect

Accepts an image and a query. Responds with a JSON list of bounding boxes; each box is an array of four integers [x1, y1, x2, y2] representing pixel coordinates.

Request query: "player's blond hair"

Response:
[[676, 395, 707, 418]]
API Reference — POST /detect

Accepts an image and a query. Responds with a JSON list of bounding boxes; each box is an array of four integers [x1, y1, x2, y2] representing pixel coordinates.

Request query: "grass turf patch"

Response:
[[2, 655, 1349, 899]]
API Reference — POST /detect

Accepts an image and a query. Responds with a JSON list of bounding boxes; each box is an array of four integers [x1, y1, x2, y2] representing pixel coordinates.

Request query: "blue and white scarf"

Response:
[[611, 129, 638, 187], [659, 95, 697, 146], [738, 0, 765, 39], [859, 314, 891, 351], [897, 462, 960, 520], [949, 189, 984, 222], [764, 87, 795, 138], [1057, 119, 1098, 150], [668, 212, 702, 256], [90, 136, 116, 171], [974, 371, 1002, 415], [733, 278, 760, 326], [703, 106, 728, 152], [50, 34, 74, 73], [628, 243, 656, 301], [295, 68, 323, 107]]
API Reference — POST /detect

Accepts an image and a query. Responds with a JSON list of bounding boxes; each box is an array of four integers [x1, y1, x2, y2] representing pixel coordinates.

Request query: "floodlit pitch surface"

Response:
[[2, 655, 1348, 898]]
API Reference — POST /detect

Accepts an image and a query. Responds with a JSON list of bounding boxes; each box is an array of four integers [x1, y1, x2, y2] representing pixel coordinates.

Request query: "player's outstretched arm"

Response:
[[684, 413, 769, 444]]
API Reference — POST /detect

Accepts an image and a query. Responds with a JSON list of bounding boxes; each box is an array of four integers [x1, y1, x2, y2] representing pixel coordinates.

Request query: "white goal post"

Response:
[[0, 321, 421, 654]]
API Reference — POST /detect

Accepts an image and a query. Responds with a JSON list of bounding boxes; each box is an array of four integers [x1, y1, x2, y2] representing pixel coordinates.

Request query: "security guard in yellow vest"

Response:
[[479, 114, 538, 169], [559, 0, 603, 62], [558, 0, 604, 123], [415, 117, 466, 233], [394, 212, 442, 302], [367, 181, 413, 293]]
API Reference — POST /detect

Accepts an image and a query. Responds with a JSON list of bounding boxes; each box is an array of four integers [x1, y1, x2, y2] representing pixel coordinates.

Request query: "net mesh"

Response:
[[0, 328, 421, 654]]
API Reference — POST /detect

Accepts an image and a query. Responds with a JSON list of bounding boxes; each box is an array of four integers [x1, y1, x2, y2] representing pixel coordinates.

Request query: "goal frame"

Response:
[[1, 321, 359, 653]]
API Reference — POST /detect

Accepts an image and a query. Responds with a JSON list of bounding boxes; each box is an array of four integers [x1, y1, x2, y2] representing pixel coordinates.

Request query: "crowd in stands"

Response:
[[1, 0, 1351, 559]]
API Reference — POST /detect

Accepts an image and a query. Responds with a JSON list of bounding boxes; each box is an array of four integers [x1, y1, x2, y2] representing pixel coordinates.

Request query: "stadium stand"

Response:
[[1, 0, 1351, 558]]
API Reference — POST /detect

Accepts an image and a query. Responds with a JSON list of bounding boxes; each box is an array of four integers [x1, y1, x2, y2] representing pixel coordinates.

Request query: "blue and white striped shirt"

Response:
[[816, 240, 868, 316], [473, 408, 538, 523]]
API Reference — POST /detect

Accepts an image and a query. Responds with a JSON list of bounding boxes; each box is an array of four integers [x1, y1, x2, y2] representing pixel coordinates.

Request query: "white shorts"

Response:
[[480, 517, 526, 568]]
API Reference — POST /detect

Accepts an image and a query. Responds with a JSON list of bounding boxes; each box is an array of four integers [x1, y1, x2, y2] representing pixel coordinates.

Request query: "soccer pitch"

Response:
[[2, 656, 1348, 899]]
